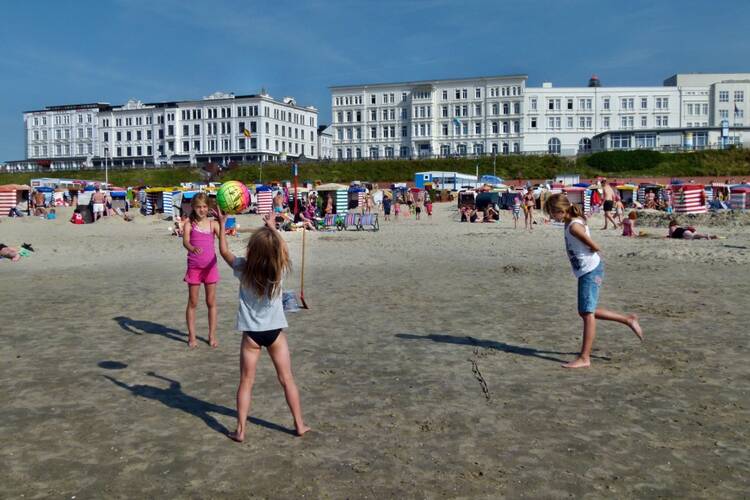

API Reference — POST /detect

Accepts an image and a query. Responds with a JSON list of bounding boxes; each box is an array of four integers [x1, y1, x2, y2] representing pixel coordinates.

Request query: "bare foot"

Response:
[[188, 338, 198, 348], [562, 358, 591, 369], [296, 424, 311, 437], [627, 314, 644, 342], [11, 254, 21, 262], [228, 429, 244, 443], [209, 336, 218, 348]]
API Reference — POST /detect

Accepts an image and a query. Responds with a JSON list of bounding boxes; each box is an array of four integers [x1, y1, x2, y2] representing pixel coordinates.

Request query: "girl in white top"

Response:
[[545, 194, 643, 369], [218, 210, 310, 440]]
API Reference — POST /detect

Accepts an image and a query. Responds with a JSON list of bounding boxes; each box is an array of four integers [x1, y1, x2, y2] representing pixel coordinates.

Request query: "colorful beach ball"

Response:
[[216, 181, 250, 214]]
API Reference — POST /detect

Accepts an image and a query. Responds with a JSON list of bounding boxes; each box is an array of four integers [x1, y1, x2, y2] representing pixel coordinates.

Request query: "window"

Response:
[[579, 138, 591, 152], [567, 99, 573, 110], [442, 123, 449, 136], [603, 98, 610, 110], [567, 117, 573, 128], [641, 116, 647, 127], [735, 91, 744, 102], [548, 137, 561, 154], [475, 122, 481, 134], [442, 106, 448, 118], [530, 98, 537, 111], [492, 122, 499, 133], [720, 109, 729, 119], [736, 109, 745, 118], [611, 134, 631, 149], [641, 97, 648, 109], [513, 102, 520, 114], [530, 117, 537, 129], [474, 104, 482, 116], [370, 94, 376, 104], [370, 127, 377, 139], [442, 90, 447, 100], [475, 88, 481, 98], [462, 89, 467, 99], [719, 91, 729, 102], [503, 103, 510, 115], [687, 103, 694, 115]]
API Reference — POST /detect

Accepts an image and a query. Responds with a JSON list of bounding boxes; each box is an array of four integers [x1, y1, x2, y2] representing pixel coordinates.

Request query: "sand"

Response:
[[1, 204, 749, 498]]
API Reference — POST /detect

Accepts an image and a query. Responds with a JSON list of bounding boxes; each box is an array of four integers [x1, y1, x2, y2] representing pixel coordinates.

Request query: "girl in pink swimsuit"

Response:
[[183, 193, 221, 348]]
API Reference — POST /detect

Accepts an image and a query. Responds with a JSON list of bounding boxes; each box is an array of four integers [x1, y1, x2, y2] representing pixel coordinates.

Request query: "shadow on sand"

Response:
[[112, 316, 207, 345], [104, 371, 296, 437], [395, 333, 610, 363]]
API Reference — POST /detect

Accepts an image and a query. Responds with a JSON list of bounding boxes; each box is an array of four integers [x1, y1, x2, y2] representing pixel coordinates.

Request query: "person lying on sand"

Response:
[[667, 219, 717, 240], [0, 243, 21, 262]]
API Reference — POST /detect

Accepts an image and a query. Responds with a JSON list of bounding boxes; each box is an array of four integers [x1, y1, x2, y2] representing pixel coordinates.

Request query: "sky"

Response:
[[1, 0, 749, 161]]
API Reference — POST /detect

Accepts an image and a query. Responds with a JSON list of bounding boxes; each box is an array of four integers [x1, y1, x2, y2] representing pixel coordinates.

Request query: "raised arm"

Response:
[[215, 208, 236, 267], [569, 222, 601, 253]]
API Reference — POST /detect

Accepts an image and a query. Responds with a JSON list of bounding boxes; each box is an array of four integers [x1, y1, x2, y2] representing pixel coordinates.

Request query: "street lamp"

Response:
[[104, 147, 109, 188]]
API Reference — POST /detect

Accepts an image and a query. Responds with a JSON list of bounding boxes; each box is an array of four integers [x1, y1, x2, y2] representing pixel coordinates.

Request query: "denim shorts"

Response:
[[577, 261, 604, 314]]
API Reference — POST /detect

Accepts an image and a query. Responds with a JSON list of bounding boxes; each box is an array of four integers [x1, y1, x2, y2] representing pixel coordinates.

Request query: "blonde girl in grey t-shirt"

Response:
[[217, 210, 310, 441]]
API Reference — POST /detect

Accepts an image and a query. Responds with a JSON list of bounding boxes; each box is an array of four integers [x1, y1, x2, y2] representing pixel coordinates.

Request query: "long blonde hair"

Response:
[[189, 192, 210, 223], [240, 226, 291, 299], [544, 193, 584, 223]]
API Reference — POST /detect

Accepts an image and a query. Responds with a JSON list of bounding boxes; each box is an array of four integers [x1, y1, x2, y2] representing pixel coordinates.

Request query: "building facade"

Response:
[[329, 75, 527, 160], [23, 91, 318, 168], [331, 72, 750, 158], [317, 125, 334, 160]]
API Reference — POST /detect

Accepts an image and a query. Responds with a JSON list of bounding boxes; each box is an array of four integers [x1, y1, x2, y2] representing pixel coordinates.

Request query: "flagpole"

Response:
[[293, 162, 299, 218]]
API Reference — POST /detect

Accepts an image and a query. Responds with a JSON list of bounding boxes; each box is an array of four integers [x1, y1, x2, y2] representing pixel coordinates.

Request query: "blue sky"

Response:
[[1, 0, 748, 161]]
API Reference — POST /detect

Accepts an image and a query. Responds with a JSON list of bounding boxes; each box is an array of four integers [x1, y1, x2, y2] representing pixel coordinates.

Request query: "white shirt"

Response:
[[232, 258, 288, 332], [564, 218, 601, 278]]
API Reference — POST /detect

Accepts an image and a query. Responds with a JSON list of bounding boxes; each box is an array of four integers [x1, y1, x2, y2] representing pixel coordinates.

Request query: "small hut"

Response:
[[255, 185, 274, 215], [673, 184, 707, 214], [730, 186, 750, 210], [0, 184, 30, 216], [316, 183, 349, 214]]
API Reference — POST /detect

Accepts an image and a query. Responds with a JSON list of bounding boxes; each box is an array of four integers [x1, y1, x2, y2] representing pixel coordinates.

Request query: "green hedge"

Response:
[[3, 149, 750, 187]]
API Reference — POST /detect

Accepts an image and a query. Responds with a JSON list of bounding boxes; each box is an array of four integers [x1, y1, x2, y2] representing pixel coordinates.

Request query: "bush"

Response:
[[584, 150, 663, 172]]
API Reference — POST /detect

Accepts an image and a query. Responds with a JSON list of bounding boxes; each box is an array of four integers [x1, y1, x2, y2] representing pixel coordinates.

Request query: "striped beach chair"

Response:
[[342, 212, 360, 231], [358, 213, 379, 231]]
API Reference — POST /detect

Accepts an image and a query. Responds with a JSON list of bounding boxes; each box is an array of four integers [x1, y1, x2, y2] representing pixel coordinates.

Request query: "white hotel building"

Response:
[[329, 75, 527, 160], [22, 91, 318, 169], [332, 73, 750, 158]]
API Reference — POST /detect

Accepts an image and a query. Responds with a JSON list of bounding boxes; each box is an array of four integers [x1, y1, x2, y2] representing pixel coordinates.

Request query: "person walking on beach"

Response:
[[217, 210, 310, 440], [91, 187, 106, 222], [182, 193, 221, 348], [544, 193, 643, 368], [523, 188, 535, 231], [601, 180, 618, 230]]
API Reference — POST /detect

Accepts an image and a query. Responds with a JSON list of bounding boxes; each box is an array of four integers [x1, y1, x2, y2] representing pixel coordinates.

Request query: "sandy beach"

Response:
[[1, 203, 749, 498]]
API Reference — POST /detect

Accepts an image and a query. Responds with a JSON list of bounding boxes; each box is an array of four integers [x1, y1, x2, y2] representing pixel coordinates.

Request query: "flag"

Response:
[[735, 103, 740, 114], [243, 128, 251, 138], [452, 117, 461, 128]]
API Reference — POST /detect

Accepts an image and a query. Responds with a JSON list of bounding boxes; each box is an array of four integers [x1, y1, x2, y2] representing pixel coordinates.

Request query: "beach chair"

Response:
[[342, 212, 360, 231], [358, 213, 379, 231], [318, 213, 338, 231]]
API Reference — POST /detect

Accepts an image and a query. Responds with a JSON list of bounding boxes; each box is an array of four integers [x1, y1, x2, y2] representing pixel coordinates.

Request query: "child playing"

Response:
[[182, 193, 220, 348], [544, 194, 643, 369], [217, 210, 310, 440], [393, 197, 401, 221], [621, 210, 637, 237], [424, 192, 433, 217], [512, 193, 522, 229], [382, 195, 392, 221]]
